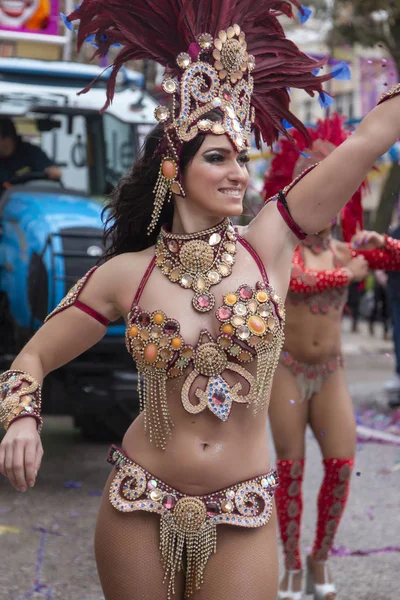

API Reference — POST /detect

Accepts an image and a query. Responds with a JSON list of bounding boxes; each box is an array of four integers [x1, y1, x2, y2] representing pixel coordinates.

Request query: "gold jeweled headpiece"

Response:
[[67, 0, 333, 234], [150, 25, 255, 234]]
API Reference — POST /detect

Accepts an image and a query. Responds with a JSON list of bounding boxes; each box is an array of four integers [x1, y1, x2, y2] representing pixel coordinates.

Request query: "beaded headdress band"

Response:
[[68, 0, 332, 233]]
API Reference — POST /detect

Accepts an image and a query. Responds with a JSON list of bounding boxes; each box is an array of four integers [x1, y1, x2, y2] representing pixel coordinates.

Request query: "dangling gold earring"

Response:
[[148, 156, 185, 234]]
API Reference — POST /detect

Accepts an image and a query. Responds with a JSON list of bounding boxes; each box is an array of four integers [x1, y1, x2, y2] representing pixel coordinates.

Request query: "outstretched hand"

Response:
[[350, 230, 385, 251], [0, 418, 43, 492]]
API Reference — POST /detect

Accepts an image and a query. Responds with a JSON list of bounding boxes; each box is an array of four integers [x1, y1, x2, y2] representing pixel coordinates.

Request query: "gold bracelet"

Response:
[[378, 83, 400, 105], [0, 370, 42, 431]]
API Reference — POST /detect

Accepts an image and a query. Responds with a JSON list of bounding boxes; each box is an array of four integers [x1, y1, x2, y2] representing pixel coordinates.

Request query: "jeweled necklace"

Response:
[[303, 233, 332, 255], [155, 218, 237, 312]]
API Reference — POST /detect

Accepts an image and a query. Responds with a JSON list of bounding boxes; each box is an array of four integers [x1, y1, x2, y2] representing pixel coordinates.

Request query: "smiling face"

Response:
[[0, 0, 39, 28], [181, 134, 249, 219]]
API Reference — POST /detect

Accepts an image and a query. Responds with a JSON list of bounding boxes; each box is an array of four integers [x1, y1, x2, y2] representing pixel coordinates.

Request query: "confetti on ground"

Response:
[[0, 525, 20, 536], [356, 471, 361, 476], [22, 528, 54, 599], [64, 480, 83, 489], [290, 399, 295, 405], [355, 408, 400, 446], [331, 545, 400, 557]]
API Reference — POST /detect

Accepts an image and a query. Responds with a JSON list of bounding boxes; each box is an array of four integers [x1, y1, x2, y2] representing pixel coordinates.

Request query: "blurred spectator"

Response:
[[0, 117, 61, 188], [386, 224, 400, 406], [368, 270, 390, 340], [348, 280, 365, 333]]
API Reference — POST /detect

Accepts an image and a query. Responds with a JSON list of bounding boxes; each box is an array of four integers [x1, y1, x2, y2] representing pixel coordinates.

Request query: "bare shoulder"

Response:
[[79, 246, 155, 320], [101, 246, 155, 293]]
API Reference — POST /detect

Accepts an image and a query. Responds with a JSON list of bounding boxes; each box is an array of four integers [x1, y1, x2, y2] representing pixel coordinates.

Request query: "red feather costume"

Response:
[[263, 112, 364, 241]]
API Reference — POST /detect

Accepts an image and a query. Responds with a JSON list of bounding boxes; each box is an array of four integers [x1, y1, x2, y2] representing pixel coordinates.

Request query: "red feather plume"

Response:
[[263, 113, 368, 241], [67, 0, 332, 147]]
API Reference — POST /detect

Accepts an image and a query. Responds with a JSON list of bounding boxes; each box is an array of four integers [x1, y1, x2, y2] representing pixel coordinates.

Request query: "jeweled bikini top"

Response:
[[45, 221, 285, 449]]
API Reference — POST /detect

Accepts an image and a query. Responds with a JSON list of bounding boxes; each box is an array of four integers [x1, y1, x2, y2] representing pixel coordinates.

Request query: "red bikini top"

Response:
[[288, 235, 400, 298]]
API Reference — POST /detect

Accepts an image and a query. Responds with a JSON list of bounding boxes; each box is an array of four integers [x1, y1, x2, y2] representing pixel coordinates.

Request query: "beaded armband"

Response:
[[45, 266, 109, 326], [0, 370, 43, 433], [378, 83, 400, 106]]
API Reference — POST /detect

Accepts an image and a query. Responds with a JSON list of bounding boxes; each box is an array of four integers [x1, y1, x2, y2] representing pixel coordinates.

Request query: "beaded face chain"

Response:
[[155, 218, 237, 312]]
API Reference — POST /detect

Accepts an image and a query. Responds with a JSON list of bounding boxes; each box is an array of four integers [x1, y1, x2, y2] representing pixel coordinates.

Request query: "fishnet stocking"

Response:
[[95, 471, 185, 600], [95, 471, 278, 600], [193, 511, 279, 600]]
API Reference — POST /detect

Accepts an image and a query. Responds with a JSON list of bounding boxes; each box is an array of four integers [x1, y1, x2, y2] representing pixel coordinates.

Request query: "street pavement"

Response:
[[0, 318, 399, 600]]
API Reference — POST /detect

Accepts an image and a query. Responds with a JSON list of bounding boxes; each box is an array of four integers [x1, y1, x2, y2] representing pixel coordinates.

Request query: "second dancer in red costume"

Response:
[[264, 113, 400, 600]]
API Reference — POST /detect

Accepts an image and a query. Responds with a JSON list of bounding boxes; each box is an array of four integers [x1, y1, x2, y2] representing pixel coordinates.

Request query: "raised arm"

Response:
[[0, 260, 123, 492], [287, 89, 400, 234]]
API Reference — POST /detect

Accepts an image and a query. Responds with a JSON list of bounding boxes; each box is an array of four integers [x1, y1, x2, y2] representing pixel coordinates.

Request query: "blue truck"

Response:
[[0, 59, 157, 439]]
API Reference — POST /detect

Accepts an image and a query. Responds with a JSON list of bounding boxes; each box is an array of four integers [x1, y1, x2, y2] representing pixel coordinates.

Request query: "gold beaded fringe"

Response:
[[253, 327, 285, 414], [138, 369, 173, 449], [160, 515, 217, 599], [148, 167, 173, 235]]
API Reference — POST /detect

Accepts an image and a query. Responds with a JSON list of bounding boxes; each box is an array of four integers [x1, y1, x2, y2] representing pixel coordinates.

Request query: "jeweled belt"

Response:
[[107, 445, 278, 598]]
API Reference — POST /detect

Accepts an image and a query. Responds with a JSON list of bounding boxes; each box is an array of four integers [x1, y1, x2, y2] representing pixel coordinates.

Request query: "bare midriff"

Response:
[[283, 298, 344, 364], [122, 384, 271, 495]]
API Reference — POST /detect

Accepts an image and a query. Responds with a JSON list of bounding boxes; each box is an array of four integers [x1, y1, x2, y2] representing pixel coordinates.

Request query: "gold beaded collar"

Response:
[[155, 218, 237, 312]]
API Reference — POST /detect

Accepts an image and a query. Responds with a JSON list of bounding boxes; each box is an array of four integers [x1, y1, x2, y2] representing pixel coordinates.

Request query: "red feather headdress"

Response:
[[263, 113, 367, 241]]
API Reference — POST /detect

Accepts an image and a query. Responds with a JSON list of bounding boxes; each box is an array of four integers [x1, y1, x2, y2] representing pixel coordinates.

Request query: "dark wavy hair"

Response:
[[102, 110, 222, 259]]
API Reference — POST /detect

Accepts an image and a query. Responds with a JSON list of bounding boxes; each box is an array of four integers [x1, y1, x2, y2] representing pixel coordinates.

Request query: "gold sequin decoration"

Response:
[[160, 501, 216, 599], [155, 219, 237, 313]]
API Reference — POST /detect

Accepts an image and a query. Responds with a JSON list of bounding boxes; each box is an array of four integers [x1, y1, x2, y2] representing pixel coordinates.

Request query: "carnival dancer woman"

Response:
[[264, 113, 400, 600], [1, 1, 400, 598]]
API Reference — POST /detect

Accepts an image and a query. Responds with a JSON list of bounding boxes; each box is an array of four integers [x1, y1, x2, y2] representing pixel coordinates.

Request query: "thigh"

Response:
[[309, 367, 356, 459], [95, 470, 185, 600], [268, 363, 309, 459], [194, 510, 278, 600]]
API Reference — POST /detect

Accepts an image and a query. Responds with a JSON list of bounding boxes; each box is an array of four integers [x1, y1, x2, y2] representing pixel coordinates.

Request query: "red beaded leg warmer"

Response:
[[312, 457, 354, 561], [275, 459, 305, 570]]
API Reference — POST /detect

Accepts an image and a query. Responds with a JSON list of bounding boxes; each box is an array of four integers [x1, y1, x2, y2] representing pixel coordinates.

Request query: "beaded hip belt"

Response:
[[107, 445, 278, 599]]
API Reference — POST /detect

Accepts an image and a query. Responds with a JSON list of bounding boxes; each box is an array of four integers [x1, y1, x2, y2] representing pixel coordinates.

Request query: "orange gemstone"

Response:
[[153, 312, 164, 325], [256, 291, 268, 303], [225, 293, 237, 306], [221, 324, 234, 335], [129, 325, 139, 338], [248, 315, 266, 335], [171, 337, 182, 349], [144, 343, 158, 363], [162, 159, 177, 180]]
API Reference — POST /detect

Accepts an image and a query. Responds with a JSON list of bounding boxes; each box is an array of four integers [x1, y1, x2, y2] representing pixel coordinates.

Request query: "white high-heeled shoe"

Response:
[[277, 569, 303, 600], [305, 557, 336, 600]]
